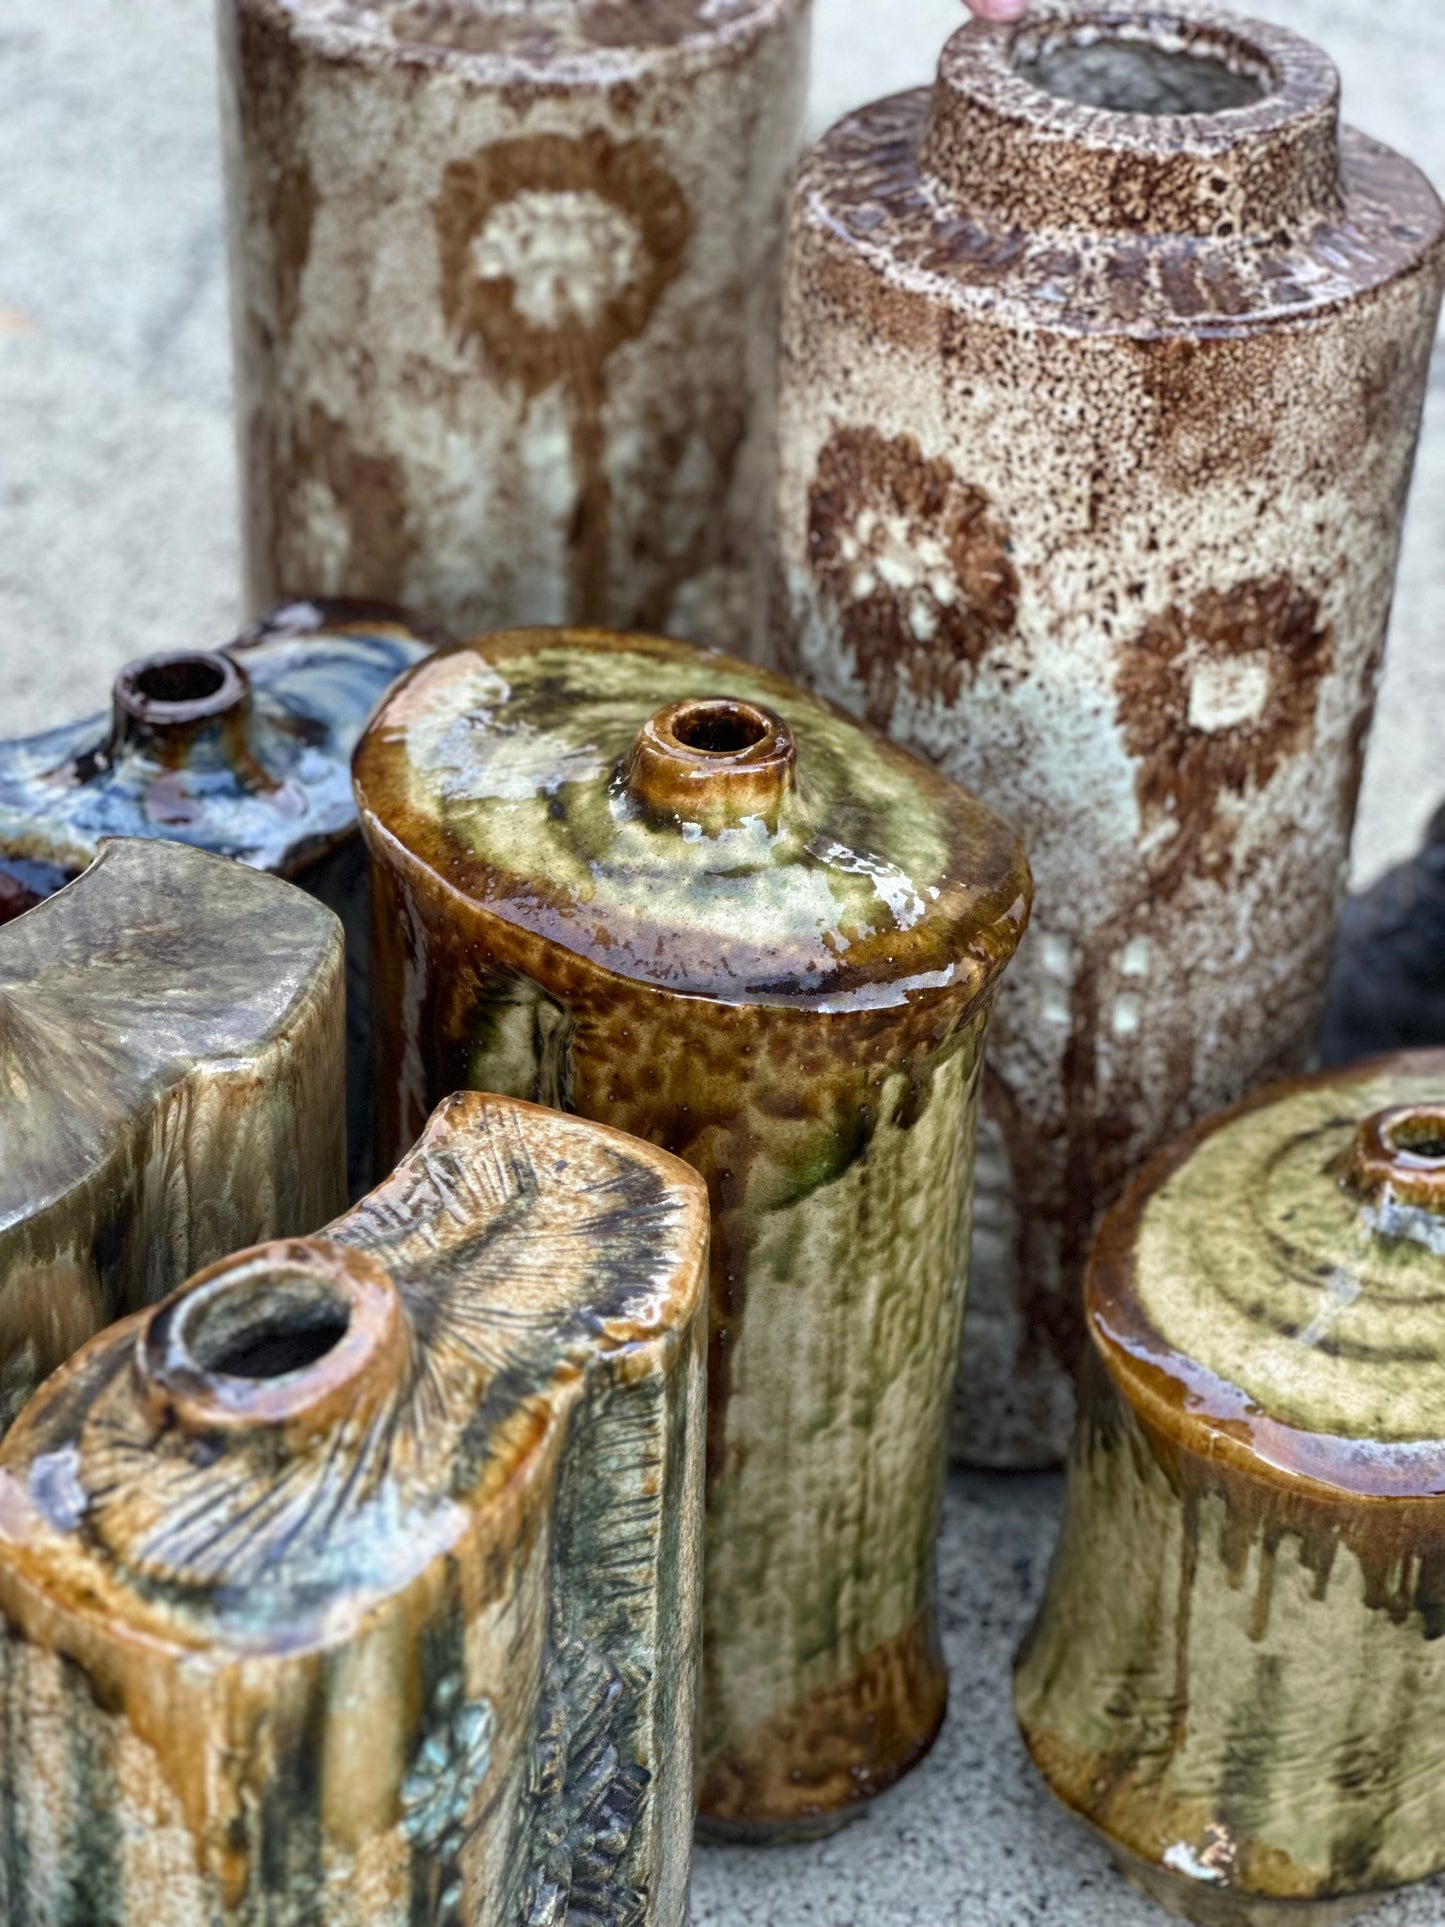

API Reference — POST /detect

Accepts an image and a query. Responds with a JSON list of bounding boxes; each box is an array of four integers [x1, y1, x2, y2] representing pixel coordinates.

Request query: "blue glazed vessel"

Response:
[[0, 599, 443, 1193]]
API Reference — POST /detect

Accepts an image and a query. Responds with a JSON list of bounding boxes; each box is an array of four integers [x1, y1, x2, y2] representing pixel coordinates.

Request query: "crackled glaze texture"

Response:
[[222, 0, 811, 651], [0, 600, 440, 1196], [771, 0, 1445, 1468], [0, 1090, 708, 1924], [1017, 1053, 1445, 1926], [354, 629, 1031, 1839], [0, 839, 346, 1435]]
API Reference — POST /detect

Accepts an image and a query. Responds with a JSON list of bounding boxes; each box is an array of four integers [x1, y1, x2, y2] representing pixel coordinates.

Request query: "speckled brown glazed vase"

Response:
[[0, 599, 440, 1196], [221, 0, 811, 651], [0, 837, 345, 1434], [0, 1088, 707, 1923], [1016, 1052, 1445, 1926], [770, 0, 1445, 1470], [353, 628, 1031, 1839]]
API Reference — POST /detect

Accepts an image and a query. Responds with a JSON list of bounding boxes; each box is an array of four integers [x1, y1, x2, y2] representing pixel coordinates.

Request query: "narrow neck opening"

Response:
[[623, 697, 798, 835], [1346, 1105, 1445, 1215], [138, 1242, 404, 1436], [110, 651, 250, 755]]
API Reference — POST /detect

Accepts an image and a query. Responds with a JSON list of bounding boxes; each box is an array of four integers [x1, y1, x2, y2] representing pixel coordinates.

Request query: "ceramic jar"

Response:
[[354, 628, 1031, 1838], [1017, 1053, 1445, 1926], [0, 838, 345, 1433], [220, 0, 811, 651], [770, 0, 1445, 1468], [0, 1088, 708, 1924], [0, 599, 438, 1196]]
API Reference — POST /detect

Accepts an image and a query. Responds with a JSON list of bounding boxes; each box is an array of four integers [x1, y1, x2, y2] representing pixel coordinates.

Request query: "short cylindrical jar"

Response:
[[1017, 1053, 1445, 1926], [771, 0, 1445, 1467], [221, 0, 811, 648], [355, 630, 1031, 1838]]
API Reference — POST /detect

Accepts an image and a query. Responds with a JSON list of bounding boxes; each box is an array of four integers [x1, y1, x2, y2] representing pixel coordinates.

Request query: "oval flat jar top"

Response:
[[354, 629, 1030, 1010]]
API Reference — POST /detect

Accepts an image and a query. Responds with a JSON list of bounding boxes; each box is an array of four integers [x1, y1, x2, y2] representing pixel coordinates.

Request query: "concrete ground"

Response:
[[2, 3, 1444, 1924]]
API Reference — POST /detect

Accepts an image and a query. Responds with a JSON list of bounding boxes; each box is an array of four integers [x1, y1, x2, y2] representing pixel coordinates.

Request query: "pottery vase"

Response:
[[220, 0, 812, 651], [354, 628, 1031, 1839], [770, 0, 1445, 1468], [0, 1088, 707, 1922], [0, 599, 439, 1197], [0, 837, 345, 1434], [1016, 1052, 1445, 1925]]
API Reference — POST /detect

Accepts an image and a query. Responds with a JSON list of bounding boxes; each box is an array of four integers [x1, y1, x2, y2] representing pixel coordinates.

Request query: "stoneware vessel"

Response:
[[0, 837, 345, 1435], [0, 1088, 707, 1923], [770, 0, 1445, 1468], [220, 0, 812, 651], [1016, 1052, 1445, 1926], [0, 598, 438, 1196], [354, 628, 1032, 1839]]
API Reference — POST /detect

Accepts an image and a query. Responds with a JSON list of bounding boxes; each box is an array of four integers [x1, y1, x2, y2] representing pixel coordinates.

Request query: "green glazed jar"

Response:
[[1017, 1052, 1445, 1926], [354, 627, 1031, 1839]]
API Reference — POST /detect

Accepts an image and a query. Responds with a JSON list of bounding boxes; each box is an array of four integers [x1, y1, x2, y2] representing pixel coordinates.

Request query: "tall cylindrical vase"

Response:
[[771, 0, 1445, 1466], [220, 0, 811, 649]]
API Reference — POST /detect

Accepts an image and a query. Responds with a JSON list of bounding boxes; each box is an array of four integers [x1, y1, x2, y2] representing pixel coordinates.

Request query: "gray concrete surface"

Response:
[[1, 5, 1444, 1924]]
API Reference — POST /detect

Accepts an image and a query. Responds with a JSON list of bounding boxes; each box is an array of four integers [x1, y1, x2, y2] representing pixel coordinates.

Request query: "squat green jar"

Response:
[[1018, 1052, 1445, 1925], [354, 627, 1031, 1839]]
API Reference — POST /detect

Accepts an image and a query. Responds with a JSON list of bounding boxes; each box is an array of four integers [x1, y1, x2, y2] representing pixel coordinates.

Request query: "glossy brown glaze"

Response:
[[355, 627, 1031, 1838], [1018, 1053, 1445, 1923], [0, 1091, 709, 1924], [771, 0, 1445, 1470]]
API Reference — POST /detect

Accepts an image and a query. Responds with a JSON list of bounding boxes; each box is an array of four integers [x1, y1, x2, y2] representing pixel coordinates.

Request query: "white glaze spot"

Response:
[[471, 190, 645, 331], [1187, 654, 1270, 733]]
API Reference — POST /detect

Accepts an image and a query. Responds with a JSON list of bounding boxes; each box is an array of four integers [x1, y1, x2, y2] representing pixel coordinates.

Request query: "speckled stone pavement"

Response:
[[2, 4, 1444, 1923]]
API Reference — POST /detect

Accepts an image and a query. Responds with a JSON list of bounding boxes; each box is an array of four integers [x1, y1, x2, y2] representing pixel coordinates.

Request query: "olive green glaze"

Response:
[[0, 1091, 709, 1925], [354, 628, 1031, 1838], [1016, 1053, 1445, 1926], [0, 837, 346, 1432]]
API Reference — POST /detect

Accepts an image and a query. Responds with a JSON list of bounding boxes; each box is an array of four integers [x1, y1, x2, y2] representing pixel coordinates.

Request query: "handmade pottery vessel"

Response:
[[770, 0, 1445, 1469], [0, 1088, 707, 1923], [1016, 1052, 1445, 1926], [0, 837, 345, 1434], [354, 628, 1031, 1839], [0, 598, 438, 1196], [220, 0, 812, 651]]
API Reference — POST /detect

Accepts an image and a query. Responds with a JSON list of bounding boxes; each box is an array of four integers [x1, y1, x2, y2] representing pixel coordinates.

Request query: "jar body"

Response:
[[368, 842, 996, 1839], [772, 38, 1445, 1466], [221, 0, 811, 648]]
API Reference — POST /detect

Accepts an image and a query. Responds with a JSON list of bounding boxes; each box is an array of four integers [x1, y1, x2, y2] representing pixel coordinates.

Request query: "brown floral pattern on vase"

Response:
[[806, 426, 1019, 729]]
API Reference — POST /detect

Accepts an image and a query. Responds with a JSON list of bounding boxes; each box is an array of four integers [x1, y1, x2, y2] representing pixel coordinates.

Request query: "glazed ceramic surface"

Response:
[[354, 628, 1031, 1839], [0, 837, 346, 1434], [0, 1090, 707, 1924], [770, 0, 1445, 1468], [221, 0, 811, 652], [1016, 1053, 1445, 1926], [0, 599, 438, 1196]]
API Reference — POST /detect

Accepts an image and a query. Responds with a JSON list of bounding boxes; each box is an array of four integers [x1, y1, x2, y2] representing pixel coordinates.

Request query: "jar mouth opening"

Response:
[[1011, 15, 1273, 118], [113, 650, 249, 728]]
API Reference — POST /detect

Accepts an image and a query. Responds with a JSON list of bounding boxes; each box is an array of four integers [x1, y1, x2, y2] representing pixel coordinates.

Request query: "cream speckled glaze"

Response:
[[770, 0, 1445, 1468], [222, 0, 811, 649]]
